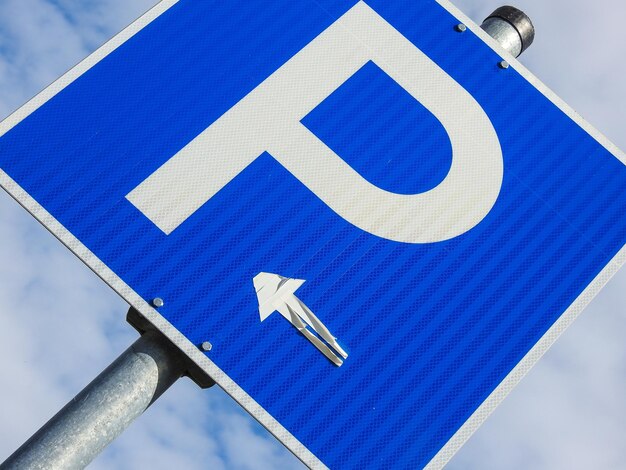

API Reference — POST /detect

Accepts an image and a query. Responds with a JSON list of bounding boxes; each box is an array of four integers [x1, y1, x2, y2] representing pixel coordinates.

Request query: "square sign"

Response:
[[1, 1, 625, 468]]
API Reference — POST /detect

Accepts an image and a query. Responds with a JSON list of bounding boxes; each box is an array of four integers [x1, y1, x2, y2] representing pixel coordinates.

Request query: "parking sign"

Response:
[[1, 1, 625, 468]]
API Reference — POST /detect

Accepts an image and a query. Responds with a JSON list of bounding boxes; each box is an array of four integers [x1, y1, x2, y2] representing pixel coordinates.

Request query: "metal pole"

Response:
[[481, 6, 535, 58], [1, 331, 188, 470]]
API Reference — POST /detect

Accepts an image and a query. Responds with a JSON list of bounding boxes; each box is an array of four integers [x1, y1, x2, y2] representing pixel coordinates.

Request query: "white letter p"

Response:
[[127, 2, 503, 243]]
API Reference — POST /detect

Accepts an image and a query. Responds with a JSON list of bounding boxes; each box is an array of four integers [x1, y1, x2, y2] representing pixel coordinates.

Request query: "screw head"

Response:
[[455, 23, 467, 32], [498, 60, 510, 69], [152, 297, 164, 308], [201, 341, 213, 352]]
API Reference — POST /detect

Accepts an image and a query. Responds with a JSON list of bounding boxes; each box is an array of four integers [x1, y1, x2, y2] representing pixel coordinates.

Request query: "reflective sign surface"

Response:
[[1, 1, 625, 468]]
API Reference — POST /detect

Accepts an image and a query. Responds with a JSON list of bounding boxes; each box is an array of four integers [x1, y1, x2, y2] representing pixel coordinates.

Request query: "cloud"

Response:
[[447, 268, 626, 470], [0, 0, 159, 115]]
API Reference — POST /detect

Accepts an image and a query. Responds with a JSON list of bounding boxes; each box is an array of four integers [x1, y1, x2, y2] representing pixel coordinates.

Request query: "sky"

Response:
[[0, 1, 624, 469]]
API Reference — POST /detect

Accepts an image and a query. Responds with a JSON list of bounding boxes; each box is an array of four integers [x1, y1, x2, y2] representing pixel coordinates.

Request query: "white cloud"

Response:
[[0, 0, 88, 113], [447, 268, 626, 470]]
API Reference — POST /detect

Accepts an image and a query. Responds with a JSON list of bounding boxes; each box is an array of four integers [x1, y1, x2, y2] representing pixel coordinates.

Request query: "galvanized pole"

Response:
[[480, 6, 535, 58], [1, 330, 188, 470]]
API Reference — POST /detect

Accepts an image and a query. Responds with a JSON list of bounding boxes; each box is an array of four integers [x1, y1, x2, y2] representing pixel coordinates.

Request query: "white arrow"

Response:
[[253, 272, 348, 366]]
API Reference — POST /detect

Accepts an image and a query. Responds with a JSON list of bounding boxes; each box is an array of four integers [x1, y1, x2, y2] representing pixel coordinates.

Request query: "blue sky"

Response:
[[0, 1, 624, 469]]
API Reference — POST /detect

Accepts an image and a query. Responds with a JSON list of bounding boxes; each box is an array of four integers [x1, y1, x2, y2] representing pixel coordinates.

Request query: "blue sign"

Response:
[[1, 1, 625, 468]]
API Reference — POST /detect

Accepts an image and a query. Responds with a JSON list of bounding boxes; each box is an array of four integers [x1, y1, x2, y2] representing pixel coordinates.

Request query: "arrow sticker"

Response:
[[253, 273, 348, 366]]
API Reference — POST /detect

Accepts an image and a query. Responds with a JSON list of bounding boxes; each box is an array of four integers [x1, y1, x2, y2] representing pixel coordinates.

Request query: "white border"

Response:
[[0, 1, 624, 469]]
